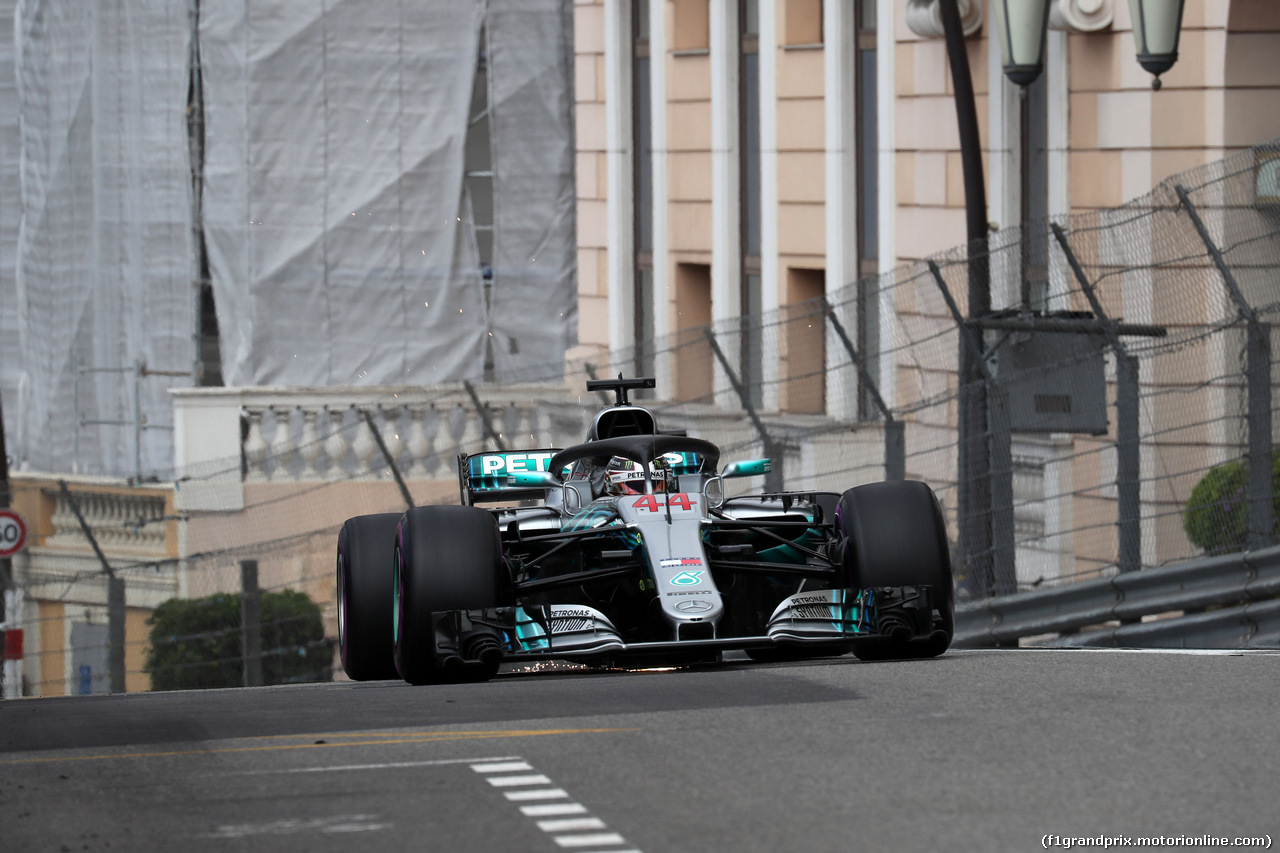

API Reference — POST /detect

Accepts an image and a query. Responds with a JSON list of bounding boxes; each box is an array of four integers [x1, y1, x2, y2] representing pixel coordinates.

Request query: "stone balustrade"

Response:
[[9, 474, 175, 558], [238, 386, 592, 482], [172, 384, 599, 501], [170, 383, 897, 511]]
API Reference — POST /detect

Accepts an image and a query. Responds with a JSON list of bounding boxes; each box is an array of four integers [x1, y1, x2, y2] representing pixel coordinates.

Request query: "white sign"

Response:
[[0, 509, 28, 558]]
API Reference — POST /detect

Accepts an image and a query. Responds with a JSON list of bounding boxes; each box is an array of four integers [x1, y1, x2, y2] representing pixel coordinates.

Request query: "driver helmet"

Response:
[[605, 457, 677, 495], [605, 459, 648, 495]]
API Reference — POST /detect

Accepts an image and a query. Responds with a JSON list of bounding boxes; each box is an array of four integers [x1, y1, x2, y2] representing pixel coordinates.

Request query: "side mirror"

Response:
[[562, 481, 584, 514], [511, 471, 560, 489], [721, 459, 772, 479], [703, 476, 725, 509]]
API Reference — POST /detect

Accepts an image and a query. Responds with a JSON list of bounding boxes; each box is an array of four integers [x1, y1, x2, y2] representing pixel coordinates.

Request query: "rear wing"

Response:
[[458, 447, 714, 505], [458, 449, 564, 505]]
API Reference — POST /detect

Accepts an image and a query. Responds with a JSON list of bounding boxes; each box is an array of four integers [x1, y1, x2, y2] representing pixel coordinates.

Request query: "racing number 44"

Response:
[[633, 493, 694, 513]]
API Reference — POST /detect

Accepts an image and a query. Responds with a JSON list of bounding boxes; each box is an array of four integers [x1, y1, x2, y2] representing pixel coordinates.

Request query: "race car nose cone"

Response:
[[675, 599, 714, 613]]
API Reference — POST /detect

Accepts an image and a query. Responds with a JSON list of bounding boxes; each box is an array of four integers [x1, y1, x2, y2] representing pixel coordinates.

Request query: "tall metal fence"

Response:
[[595, 139, 1280, 604], [5, 140, 1280, 696]]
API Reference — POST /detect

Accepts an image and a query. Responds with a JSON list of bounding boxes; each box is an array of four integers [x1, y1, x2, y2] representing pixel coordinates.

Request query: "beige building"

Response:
[[7, 1, 1280, 694], [6, 475, 181, 696], [572, 0, 1280, 366], [569, 0, 1280, 585]]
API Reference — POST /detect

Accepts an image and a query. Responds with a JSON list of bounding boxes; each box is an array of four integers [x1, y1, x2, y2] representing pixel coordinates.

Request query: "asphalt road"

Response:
[[2, 649, 1277, 853]]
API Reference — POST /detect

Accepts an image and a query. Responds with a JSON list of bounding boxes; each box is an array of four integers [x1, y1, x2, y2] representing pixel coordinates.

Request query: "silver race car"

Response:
[[337, 376, 954, 684]]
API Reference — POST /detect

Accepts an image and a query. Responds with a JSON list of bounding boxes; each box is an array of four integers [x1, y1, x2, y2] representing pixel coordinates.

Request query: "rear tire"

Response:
[[337, 513, 402, 681], [837, 480, 954, 660], [394, 505, 507, 685]]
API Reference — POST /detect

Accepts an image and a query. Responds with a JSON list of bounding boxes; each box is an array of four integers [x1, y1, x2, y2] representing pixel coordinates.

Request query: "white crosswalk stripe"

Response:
[[503, 788, 569, 801], [520, 803, 588, 817], [472, 757, 641, 852]]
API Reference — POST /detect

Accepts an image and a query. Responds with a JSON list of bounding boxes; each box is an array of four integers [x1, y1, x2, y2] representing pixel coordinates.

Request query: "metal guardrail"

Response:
[[954, 544, 1280, 649]]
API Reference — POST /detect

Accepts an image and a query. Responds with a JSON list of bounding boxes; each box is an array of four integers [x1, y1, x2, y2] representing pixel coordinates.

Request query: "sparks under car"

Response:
[[336, 376, 954, 684]]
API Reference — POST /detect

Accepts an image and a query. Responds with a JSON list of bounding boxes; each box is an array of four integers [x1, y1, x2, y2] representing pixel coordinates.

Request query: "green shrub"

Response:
[[145, 589, 334, 691], [1183, 449, 1280, 554]]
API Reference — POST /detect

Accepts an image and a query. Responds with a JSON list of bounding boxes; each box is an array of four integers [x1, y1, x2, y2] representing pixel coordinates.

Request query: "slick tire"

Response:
[[837, 480, 954, 661], [394, 504, 506, 686], [337, 513, 403, 681]]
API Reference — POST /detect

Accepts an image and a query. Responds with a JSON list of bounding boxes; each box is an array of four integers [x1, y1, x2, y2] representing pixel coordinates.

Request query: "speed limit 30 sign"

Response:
[[0, 509, 28, 558]]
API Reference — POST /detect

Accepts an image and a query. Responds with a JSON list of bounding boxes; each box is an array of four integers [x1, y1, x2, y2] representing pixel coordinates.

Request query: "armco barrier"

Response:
[[954, 544, 1280, 649]]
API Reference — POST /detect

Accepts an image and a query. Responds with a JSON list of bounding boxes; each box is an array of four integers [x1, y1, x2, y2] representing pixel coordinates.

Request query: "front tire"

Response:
[[337, 513, 402, 681], [837, 480, 954, 660], [394, 505, 507, 685]]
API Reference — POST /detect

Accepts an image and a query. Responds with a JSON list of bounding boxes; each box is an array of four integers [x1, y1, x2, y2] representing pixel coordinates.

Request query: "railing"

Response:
[[955, 544, 1280, 648]]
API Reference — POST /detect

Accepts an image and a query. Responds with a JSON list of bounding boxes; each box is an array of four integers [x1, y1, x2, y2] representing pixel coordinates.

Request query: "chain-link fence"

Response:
[[6, 140, 1279, 695]]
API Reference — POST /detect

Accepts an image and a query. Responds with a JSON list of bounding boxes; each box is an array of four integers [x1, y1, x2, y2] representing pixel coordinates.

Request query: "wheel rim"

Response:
[[337, 551, 347, 651], [392, 545, 402, 647]]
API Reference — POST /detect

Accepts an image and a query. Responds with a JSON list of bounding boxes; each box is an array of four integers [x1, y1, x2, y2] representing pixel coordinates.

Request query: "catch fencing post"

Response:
[[1176, 185, 1274, 550], [927, 261, 1013, 596], [108, 577, 126, 693], [821, 298, 904, 481], [1050, 225, 1145, 574], [241, 560, 263, 688], [705, 330, 785, 491], [58, 481, 129, 691]]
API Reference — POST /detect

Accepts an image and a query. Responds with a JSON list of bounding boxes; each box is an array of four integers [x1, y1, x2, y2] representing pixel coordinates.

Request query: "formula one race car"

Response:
[[337, 376, 954, 684]]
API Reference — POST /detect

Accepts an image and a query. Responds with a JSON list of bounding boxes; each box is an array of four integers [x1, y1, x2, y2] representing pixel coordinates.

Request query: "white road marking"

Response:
[[486, 773, 553, 787], [504, 788, 569, 801], [475, 758, 641, 852], [520, 803, 589, 817], [471, 761, 533, 773], [201, 814, 389, 838], [553, 833, 627, 848], [1004, 648, 1275, 656], [228, 756, 521, 775], [538, 818, 607, 832]]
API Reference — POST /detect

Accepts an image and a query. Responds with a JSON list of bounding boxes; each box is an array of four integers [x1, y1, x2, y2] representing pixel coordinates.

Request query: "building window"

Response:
[[783, 268, 826, 413], [855, 0, 880, 420], [1021, 71, 1049, 311], [740, 0, 763, 409], [785, 0, 823, 46], [673, 0, 710, 52], [675, 262, 713, 402], [633, 0, 655, 380]]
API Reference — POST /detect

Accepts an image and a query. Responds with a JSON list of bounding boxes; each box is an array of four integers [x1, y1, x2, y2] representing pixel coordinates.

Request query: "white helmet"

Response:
[[605, 458, 648, 495], [605, 456, 676, 495]]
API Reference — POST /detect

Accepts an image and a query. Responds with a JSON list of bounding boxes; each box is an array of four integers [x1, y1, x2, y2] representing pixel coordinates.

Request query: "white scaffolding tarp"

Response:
[[487, 0, 578, 380], [14, 0, 195, 477], [0, 1, 19, 457], [8, 0, 577, 476], [201, 0, 490, 387], [201, 0, 576, 388]]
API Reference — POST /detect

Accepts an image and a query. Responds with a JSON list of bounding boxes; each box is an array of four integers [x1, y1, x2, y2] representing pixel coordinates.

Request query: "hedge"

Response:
[[145, 589, 333, 691], [1183, 449, 1280, 554]]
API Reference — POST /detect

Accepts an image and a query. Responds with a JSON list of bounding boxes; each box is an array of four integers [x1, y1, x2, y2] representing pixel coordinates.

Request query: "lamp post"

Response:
[[942, 0, 1185, 598], [937, 0, 994, 595]]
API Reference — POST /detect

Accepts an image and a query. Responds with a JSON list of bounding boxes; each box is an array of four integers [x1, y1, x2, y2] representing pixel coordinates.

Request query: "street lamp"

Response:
[[992, 0, 1186, 91], [990, 0, 1052, 87], [1128, 0, 1186, 89]]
